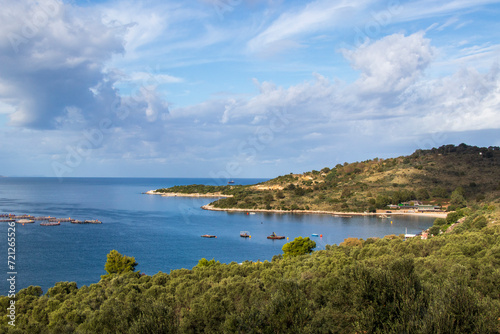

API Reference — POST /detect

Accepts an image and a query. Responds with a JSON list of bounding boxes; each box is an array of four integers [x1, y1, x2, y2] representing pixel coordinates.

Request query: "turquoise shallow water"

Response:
[[0, 177, 434, 294]]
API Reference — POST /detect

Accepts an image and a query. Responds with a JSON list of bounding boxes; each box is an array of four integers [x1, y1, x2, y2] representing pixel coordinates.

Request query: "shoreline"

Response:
[[145, 190, 233, 198], [145, 190, 446, 218], [201, 204, 448, 218]]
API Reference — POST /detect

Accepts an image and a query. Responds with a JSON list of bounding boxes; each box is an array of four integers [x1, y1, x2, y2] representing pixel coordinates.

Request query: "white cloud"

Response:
[[0, 0, 127, 129], [342, 32, 435, 95], [395, 0, 500, 23], [1, 1, 499, 177], [129, 72, 184, 85], [0, 101, 16, 114], [247, 0, 369, 55]]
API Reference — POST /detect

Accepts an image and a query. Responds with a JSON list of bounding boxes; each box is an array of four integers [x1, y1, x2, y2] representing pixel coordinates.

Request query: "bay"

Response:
[[0, 177, 435, 294]]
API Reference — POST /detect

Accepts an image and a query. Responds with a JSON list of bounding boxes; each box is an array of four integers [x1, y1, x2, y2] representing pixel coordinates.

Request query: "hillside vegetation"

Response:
[[158, 144, 500, 213], [2, 222, 500, 333]]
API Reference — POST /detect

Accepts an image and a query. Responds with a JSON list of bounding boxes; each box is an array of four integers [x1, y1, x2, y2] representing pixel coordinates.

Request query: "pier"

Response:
[[0, 213, 102, 225]]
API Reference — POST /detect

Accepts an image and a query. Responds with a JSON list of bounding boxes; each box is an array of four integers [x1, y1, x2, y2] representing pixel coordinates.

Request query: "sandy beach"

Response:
[[146, 190, 447, 218], [202, 204, 448, 218]]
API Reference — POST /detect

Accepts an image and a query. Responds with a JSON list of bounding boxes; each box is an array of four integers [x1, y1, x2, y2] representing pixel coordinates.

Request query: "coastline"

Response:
[[145, 190, 233, 198], [201, 204, 448, 218], [145, 190, 446, 219]]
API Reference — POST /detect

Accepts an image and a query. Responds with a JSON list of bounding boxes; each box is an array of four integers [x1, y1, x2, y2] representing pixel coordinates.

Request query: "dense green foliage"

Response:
[[2, 224, 500, 333], [156, 144, 500, 213], [102, 250, 138, 279], [282, 236, 316, 257]]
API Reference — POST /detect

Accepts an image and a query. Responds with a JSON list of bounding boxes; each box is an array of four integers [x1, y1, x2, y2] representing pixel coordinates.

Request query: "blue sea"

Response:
[[0, 177, 435, 294]]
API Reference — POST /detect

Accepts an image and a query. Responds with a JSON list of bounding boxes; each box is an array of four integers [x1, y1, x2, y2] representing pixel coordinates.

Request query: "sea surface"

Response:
[[0, 177, 435, 294]]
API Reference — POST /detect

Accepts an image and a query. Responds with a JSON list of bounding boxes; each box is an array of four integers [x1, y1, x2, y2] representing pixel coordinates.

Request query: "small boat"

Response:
[[267, 232, 285, 240], [201, 234, 217, 238], [40, 221, 60, 226], [240, 231, 250, 238], [311, 233, 319, 237], [228, 180, 235, 184]]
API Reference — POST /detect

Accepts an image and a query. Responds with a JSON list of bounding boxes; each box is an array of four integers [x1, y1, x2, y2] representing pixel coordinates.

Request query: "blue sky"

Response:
[[0, 0, 499, 178]]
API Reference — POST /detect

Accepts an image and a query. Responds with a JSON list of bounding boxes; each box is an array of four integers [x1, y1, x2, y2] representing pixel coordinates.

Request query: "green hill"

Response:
[[158, 144, 500, 213]]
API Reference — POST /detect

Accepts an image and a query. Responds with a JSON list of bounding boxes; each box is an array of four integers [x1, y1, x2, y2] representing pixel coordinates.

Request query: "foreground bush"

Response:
[[2, 227, 500, 333]]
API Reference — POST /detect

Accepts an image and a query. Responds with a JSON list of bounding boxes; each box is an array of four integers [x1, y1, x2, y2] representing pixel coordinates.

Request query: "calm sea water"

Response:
[[0, 177, 435, 294]]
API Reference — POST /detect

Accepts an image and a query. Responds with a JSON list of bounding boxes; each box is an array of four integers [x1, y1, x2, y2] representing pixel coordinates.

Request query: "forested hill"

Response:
[[158, 144, 500, 213]]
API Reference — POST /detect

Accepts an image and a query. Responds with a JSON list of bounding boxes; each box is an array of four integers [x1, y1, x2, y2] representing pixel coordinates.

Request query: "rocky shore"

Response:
[[145, 190, 233, 198]]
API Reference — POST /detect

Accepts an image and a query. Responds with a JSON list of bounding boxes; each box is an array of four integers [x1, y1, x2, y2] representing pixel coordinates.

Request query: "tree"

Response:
[[340, 237, 363, 247], [450, 187, 467, 208], [433, 218, 446, 226], [294, 187, 306, 196], [102, 250, 138, 278], [446, 211, 464, 225], [431, 186, 449, 198], [471, 216, 487, 230], [282, 237, 316, 258], [375, 195, 391, 209], [416, 188, 430, 200], [196, 258, 220, 268], [428, 225, 441, 236]]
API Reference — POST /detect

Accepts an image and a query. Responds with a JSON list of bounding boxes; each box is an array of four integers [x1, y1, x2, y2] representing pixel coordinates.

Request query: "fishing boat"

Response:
[[227, 180, 235, 184], [40, 221, 60, 226], [201, 234, 217, 238], [267, 232, 285, 240], [240, 231, 250, 238]]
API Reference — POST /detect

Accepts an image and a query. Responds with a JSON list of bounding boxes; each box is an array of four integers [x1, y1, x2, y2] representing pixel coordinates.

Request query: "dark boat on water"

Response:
[[240, 231, 250, 238], [267, 232, 285, 240], [201, 234, 217, 238]]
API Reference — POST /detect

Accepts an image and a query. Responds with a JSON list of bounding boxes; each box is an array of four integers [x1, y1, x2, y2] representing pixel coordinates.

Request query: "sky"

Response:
[[0, 0, 499, 179]]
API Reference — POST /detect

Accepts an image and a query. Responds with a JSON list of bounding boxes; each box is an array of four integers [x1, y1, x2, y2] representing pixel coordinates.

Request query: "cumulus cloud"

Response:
[[0, 0, 127, 129], [342, 32, 435, 95], [170, 32, 500, 170], [0, 0, 178, 132]]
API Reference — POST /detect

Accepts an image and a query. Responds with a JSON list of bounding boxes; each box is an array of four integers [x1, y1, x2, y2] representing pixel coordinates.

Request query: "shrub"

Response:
[[433, 218, 446, 226], [428, 225, 441, 236]]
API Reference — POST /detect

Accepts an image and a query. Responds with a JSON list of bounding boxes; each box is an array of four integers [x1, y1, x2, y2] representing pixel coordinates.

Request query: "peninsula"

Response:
[[148, 144, 500, 218]]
